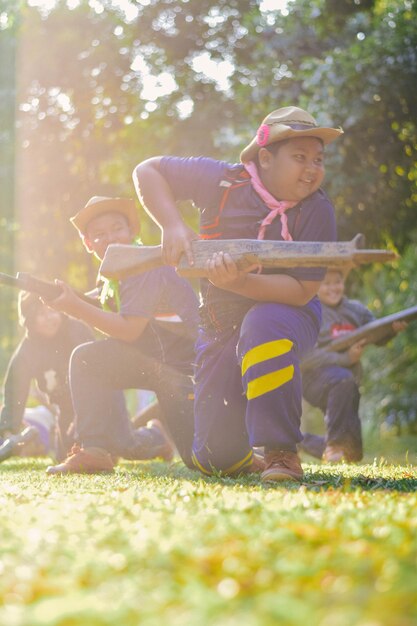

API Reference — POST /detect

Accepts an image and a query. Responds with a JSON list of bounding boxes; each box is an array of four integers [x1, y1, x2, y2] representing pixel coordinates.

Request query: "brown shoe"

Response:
[[46, 445, 115, 474], [261, 450, 303, 482], [322, 443, 361, 463], [322, 444, 345, 463], [249, 452, 266, 473]]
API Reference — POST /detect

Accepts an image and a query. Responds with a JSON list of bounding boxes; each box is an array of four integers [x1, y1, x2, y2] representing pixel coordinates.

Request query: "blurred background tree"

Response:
[[0, 3, 19, 372], [357, 232, 417, 437], [1, 0, 416, 434]]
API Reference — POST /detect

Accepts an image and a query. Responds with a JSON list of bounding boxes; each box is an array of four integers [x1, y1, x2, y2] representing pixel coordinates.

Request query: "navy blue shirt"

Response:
[[159, 156, 337, 333], [119, 265, 199, 373], [302, 297, 376, 381]]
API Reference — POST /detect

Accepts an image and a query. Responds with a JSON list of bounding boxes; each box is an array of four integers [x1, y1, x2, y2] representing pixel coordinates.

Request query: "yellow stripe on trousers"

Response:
[[246, 364, 294, 400], [191, 450, 253, 476], [191, 452, 212, 475], [224, 449, 253, 475], [241, 339, 293, 376]]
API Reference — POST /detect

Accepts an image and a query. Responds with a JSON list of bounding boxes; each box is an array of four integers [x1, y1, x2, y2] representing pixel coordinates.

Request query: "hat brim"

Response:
[[70, 198, 140, 238], [240, 126, 343, 163]]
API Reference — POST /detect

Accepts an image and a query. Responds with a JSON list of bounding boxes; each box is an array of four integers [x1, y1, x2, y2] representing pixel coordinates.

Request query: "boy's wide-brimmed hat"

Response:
[[240, 106, 343, 163], [70, 196, 140, 237]]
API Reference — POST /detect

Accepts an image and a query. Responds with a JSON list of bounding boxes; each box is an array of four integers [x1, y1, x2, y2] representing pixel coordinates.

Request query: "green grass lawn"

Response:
[[1, 454, 416, 626]]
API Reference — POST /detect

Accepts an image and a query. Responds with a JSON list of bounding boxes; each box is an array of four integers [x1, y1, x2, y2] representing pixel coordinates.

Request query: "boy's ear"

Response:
[[257, 147, 273, 171], [82, 236, 94, 253]]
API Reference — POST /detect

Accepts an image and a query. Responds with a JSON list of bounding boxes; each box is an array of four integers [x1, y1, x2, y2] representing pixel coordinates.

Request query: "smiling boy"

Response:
[[133, 106, 343, 482], [302, 268, 406, 462], [46, 196, 199, 474]]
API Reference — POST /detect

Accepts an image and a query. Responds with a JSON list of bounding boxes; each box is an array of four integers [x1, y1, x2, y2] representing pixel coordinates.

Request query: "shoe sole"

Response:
[[46, 465, 114, 475], [261, 469, 302, 482]]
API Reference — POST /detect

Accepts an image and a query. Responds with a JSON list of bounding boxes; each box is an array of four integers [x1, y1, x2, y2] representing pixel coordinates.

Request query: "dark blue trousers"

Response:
[[302, 365, 363, 460], [70, 338, 194, 466], [192, 302, 320, 474]]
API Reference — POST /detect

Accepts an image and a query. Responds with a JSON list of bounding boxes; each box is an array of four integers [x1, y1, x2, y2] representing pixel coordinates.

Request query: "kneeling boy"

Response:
[[47, 196, 199, 474], [302, 268, 405, 462]]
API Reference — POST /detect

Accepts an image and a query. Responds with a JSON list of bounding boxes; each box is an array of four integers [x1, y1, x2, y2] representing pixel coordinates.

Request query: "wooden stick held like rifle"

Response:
[[99, 234, 397, 280], [301, 305, 417, 370], [321, 305, 417, 353], [0, 272, 99, 306]]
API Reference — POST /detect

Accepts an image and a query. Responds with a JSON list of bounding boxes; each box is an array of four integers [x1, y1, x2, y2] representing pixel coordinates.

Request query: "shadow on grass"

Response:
[[301, 469, 417, 493], [125, 459, 417, 493]]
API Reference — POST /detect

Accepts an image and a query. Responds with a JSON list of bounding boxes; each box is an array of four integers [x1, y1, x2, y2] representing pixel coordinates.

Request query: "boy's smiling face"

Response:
[[318, 270, 345, 307], [84, 211, 134, 260], [258, 136, 325, 202]]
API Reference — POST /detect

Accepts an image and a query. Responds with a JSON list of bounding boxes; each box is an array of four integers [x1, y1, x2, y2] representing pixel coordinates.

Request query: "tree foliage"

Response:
[[0, 4, 20, 371], [297, 0, 417, 246], [1, 0, 416, 417], [356, 230, 417, 430], [10, 0, 417, 275]]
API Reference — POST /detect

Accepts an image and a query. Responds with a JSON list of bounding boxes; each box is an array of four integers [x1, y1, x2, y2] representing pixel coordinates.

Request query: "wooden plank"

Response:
[[0, 271, 98, 306], [301, 305, 417, 371], [99, 234, 397, 280], [324, 305, 417, 353]]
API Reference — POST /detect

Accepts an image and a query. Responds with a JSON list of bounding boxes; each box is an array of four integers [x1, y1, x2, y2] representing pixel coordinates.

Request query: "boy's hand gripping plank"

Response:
[[99, 234, 397, 280], [320, 305, 417, 354]]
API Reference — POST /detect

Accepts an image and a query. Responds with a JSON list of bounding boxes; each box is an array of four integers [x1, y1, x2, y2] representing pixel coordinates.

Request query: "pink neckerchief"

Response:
[[243, 161, 297, 240]]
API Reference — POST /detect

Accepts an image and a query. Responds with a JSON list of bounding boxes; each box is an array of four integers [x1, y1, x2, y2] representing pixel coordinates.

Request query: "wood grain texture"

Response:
[[325, 305, 417, 353], [99, 236, 397, 280]]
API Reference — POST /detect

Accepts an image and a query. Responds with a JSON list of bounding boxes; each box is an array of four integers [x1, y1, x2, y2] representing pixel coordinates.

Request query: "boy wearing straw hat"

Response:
[[46, 196, 199, 474], [133, 106, 343, 482]]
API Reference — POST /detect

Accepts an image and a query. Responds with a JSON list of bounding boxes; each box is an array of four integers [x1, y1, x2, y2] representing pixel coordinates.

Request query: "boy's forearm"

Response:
[[133, 159, 198, 266], [133, 159, 183, 229], [301, 348, 351, 372], [58, 299, 146, 343], [226, 273, 321, 307]]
